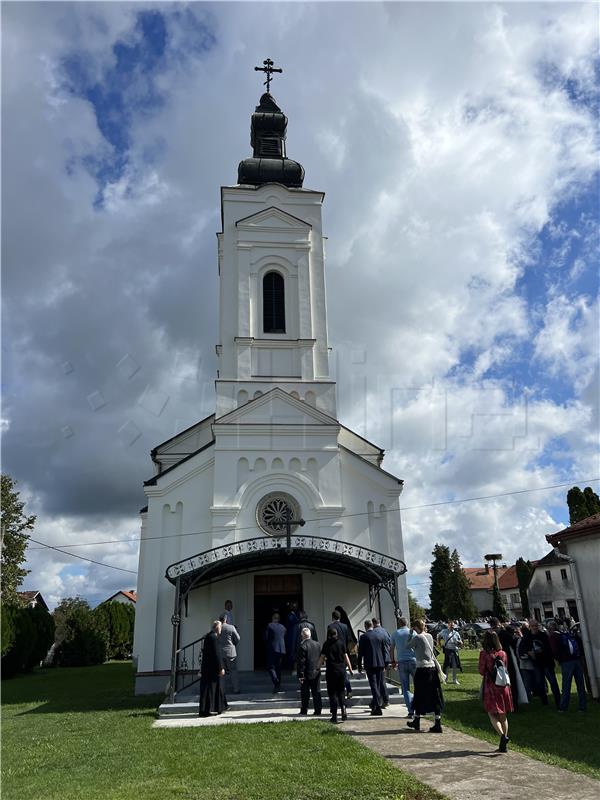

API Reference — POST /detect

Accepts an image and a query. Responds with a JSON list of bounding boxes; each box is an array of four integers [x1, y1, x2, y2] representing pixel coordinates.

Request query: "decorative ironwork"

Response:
[[174, 635, 205, 698], [166, 535, 406, 581], [256, 492, 302, 536], [254, 58, 283, 94]]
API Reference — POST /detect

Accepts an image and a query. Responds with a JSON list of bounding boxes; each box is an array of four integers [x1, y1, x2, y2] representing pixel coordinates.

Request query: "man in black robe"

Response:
[[198, 620, 226, 717]]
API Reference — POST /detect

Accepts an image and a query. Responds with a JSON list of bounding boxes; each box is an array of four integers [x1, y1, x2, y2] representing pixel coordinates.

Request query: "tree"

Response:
[[429, 544, 451, 620], [1, 474, 35, 604], [1, 603, 15, 656], [567, 485, 600, 524], [53, 597, 107, 667], [492, 583, 507, 622], [1, 605, 36, 677], [445, 549, 478, 622], [407, 589, 426, 623], [515, 557, 534, 618], [93, 601, 135, 659]]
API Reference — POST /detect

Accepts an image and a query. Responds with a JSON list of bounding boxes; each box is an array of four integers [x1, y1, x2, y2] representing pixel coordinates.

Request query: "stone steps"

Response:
[[158, 673, 404, 719]]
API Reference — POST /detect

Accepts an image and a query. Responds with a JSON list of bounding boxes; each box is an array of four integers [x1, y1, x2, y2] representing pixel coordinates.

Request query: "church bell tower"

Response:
[[215, 66, 336, 419]]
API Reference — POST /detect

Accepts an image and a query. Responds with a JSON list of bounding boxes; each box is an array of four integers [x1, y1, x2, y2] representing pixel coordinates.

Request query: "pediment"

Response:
[[215, 388, 338, 427], [235, 207, 311, 231]]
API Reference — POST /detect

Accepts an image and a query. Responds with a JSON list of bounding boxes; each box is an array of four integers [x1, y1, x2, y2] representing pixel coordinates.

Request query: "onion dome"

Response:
[[237, 93, 304, 188]]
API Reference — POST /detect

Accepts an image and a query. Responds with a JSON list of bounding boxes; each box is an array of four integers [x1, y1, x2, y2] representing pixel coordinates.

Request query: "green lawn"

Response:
[[441, 649, 600, 778], [1, 663, 443, 800]]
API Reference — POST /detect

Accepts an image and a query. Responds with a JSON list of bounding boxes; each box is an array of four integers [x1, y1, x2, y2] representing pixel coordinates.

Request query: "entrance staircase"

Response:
[[157, 670, 404, 719]]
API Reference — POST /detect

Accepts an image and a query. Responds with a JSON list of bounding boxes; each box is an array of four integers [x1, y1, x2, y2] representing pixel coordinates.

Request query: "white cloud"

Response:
[[4, 2, 598, 609]]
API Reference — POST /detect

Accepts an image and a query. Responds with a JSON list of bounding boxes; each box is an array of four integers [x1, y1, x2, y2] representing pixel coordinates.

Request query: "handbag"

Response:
[[424, 635, 447, 684]]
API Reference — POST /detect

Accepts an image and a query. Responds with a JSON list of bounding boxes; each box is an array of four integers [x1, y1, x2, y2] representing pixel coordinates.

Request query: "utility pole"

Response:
[[485, 552, 503, 589]]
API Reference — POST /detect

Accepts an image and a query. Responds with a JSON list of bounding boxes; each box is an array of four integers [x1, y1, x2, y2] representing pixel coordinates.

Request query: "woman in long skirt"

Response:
[[198, 620, 226, 717], [405, 619, 445, 733], [320, 627, 353, 723], [479, 630, 514, 752]]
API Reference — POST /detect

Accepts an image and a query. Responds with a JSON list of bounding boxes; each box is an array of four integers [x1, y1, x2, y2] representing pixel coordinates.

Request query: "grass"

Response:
[[1, 662, 444, 800], [440, 649, 600, 778]]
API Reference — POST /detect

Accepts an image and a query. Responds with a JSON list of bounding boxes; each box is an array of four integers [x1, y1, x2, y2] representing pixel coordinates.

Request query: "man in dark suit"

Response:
[[372, 617, 392, 707], [328, 609, 352, 698], [296, 626, 322, 715], [265, 613, 287, 692], [358, 619, 388, 715]]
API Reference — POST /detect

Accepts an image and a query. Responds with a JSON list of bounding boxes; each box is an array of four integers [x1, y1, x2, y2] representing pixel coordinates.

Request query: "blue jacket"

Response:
[[265, 622, 287, 655], [358, 627, 389, 669]]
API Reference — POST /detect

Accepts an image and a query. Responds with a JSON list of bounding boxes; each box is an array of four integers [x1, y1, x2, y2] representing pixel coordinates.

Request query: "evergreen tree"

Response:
[[492, 583, 507, 622], [429, 544, 451, 620], [515, 557, 534, 618], [53, 597, 107, 667], [1, 475, 35, 604], [94, 601, 135, 659], [445, 549, 478, 621], [407, 589, 426, 623], [583, 487, 600, 517], [567, 486, 600, 524]]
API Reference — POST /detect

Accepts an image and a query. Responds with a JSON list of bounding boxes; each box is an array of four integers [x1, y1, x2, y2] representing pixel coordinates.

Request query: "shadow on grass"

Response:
[[2, 662, 164, 716]]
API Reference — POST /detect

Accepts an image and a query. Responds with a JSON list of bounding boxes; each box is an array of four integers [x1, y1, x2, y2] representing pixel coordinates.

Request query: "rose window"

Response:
[[256, 492, 302, 536]]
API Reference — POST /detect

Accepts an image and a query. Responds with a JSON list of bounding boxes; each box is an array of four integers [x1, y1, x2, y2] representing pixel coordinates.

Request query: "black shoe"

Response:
[[330, 716, 339, 724], [313, 711, 322, 716], [341, 712, 348, 721], [406, 717, 420, 731], [498, 735, 508, 753], [346, 692, 353, 700], [381, 703, 389, 709], [429, 721, 443, 733], [370, 708, 383, 716], [299, 710, 308, 715]]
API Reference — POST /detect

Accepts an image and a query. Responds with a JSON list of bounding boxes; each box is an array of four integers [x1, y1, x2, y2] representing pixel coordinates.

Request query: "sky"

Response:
[[2, 1, 599, 610]]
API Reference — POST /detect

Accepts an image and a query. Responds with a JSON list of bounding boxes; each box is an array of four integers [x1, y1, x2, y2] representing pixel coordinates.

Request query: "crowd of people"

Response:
[[197, 601, 589, 750]]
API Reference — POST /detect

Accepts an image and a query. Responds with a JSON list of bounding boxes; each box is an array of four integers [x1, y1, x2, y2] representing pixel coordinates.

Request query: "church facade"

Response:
[[133, 83, 408, 695]]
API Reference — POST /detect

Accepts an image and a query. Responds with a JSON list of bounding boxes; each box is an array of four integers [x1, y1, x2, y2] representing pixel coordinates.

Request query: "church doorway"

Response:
[[253, 574, 302, 669]]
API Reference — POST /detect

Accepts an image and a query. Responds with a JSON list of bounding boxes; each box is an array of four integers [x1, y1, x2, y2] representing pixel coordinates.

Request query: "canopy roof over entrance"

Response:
[[165, 535, 406, 597]]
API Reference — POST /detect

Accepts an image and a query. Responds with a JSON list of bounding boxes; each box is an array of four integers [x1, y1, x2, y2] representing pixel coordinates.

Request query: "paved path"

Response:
[[343, 715, 599, 800]]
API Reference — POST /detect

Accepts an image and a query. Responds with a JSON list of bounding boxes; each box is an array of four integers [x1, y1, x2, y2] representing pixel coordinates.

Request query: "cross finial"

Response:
[[254, 58, 283, 94]]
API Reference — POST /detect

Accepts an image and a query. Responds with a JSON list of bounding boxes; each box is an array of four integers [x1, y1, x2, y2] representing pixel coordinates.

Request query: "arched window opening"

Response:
[[263, 271, 286, 333]]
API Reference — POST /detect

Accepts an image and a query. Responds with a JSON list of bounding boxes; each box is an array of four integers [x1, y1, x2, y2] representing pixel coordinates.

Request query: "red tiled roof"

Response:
[[18, 591, 39, 601], [497, 565, 519, 590], [463, 566, 510, 590], [546, 512, 600, 546], [105, 590, 137, 603]]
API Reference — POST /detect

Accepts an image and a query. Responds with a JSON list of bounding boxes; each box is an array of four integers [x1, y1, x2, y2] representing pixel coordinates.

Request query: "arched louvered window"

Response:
[[263, 271, 286, 333]]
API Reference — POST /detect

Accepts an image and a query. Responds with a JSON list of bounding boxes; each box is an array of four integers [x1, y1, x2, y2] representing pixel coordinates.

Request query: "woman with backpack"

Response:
[[479, 630, 514, 752]]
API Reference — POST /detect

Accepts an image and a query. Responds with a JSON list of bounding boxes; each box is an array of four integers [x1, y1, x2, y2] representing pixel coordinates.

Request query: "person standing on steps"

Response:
[[328, 608, 353, 700], [438, 619, 463, 684], [222, 599, 234, 625], [320, 627, 353, 724], [479, 629, 514, 752], [405, 619, 445, 733], [265, 612, 287, 693], [218, 612, 241, 694], [296, 626, 323, 716], [198, 620, 226, 717], [371, 617, 392, 707], [357, 619, 387, 716]]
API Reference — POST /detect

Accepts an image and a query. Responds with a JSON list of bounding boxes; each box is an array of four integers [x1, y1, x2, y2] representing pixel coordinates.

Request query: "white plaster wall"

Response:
[[566, 538, 600, 691]]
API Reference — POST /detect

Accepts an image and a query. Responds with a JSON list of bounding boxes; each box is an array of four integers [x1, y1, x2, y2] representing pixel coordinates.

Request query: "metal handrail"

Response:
[[174, 634, 205, 698]]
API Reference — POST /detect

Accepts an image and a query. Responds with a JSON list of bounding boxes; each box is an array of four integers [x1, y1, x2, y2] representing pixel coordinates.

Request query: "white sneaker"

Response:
[[452, 680, 460, 685]]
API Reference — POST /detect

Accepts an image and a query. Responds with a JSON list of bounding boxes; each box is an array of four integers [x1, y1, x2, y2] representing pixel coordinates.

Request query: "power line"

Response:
[[29, 537, 137, 575], [27, 476, 598, 551]]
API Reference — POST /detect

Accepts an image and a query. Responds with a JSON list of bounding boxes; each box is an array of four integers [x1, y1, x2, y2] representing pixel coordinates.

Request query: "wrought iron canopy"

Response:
[[165, 535, 406, 595]]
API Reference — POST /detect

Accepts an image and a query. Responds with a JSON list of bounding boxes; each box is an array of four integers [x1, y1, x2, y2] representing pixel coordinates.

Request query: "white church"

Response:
[[133, 70, 409, 695]]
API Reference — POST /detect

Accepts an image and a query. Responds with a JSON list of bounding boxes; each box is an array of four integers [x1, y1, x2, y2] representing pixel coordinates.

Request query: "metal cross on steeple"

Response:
[[254, 58, 283, 94]]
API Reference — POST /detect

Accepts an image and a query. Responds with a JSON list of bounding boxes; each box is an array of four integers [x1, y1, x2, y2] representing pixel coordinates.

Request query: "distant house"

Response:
[[546, 512, 600, 700], [17, 590, 49, 611], [101, 590, 137, 607], [497, 565, 524, 618], [527, 551, 578, 623], [463, 565, 510, 615]]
